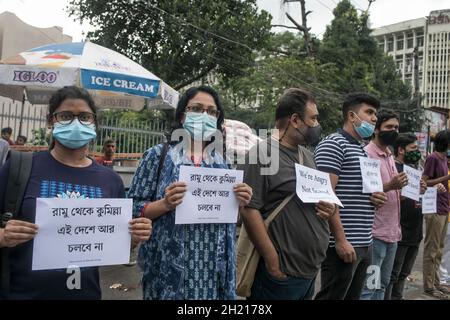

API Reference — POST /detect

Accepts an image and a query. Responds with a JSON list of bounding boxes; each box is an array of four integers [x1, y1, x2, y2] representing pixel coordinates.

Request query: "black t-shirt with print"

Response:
[[0, 151, 125, 300]]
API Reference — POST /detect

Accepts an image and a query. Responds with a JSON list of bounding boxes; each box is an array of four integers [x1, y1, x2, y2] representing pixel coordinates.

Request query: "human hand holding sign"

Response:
[[234, 183, 253, 207], [0, 220, 38, 248], [163, 182, 187, 210], [370, 192, 388, 209], [315, 201, 336, 220], [388, 172, 409, 190]]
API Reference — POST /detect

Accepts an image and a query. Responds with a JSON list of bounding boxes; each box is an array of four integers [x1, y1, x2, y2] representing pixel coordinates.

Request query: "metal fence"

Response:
[[97, 116, 167, 154], [0, 98, 167, 154], [0, 98, 48, 142]]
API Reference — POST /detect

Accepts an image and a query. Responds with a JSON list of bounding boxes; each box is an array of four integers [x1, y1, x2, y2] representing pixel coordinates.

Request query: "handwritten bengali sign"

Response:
[[295, 164, 343, 207], [422, 187, 437, 214], [32, 198, 132, 270], [359, 157, 383, 193], [401, 165, 422, 201], [175, 166, 243, 224]]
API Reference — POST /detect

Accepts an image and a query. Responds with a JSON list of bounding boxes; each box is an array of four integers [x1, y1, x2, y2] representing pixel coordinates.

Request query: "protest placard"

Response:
[[422, 187, 437, 214], [175, 166, 244, 224], [401, 165, 422, 201], [295, 164, 343, 207], [359, 157, 383, 193], [32, 198, 132, 270]]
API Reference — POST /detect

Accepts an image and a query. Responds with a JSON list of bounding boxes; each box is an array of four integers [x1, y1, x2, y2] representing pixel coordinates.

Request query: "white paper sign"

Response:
[[295, 164, 343, 207], [401, 165, 422, 201], [422, 187, 437, 214], [175, 166, 244, 224], [32, 198, 132, 271], [359, 157, 383, 193]]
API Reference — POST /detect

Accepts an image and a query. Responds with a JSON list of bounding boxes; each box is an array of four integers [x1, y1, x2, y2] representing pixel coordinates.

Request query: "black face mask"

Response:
[[378, 130, 399, 146], [296, 123, 322, 146]]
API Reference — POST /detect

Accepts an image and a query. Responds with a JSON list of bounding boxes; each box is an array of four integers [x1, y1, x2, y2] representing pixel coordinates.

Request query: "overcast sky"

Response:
[[0, 0, 449, 41]]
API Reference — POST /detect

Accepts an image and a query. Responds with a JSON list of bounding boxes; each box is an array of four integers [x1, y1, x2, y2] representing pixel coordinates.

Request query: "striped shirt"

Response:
[[314, 129, 375, 247]]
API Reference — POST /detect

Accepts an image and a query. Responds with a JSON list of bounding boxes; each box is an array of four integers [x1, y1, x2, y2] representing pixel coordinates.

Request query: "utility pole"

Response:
[[282, 0, 313, 56], [366, 0, 376, 12], [413, 46, 420, 108]]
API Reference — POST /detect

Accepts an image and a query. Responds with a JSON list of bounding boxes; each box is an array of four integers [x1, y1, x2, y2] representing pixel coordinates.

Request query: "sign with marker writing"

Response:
[[175, 165, 243, 224], [32, 198, 132, 270], [359, 157, 383, 193], [295, 164, 343, 207], [401, 165, 422, 201], [422, 187, 437, 214]]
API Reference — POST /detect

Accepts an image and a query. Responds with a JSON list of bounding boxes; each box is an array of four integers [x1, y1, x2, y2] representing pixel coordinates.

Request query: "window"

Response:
[[417, 36, 424, 47], [397, 39, 404, 50]]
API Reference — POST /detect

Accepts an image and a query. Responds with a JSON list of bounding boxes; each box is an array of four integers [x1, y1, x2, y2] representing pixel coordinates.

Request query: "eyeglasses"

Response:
[[186, 105, 220, 118], [53, 111, 96, 126]]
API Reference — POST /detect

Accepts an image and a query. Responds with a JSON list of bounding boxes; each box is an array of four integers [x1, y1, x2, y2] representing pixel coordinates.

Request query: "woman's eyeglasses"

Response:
[[185, 105, 220, 118], [53, 111, 96, 126]]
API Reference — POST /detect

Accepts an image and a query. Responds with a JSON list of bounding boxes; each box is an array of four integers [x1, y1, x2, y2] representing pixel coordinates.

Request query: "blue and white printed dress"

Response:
[[127, 143, 236, 300]]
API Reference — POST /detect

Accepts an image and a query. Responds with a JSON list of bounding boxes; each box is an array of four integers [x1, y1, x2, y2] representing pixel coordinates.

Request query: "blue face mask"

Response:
[[183, 112, 217, 140], [53, 119, 97, 149], [353, 113, 375, 139]]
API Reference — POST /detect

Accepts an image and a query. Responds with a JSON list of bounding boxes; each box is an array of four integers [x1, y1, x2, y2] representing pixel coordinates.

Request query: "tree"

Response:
[[217, 32, 342, 133], [68, 0, 272, 90], [317, 0, 421, 131]]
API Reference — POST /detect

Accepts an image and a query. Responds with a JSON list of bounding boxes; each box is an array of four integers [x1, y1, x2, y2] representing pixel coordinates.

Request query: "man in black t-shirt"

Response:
[[385, 133, 430, 300]]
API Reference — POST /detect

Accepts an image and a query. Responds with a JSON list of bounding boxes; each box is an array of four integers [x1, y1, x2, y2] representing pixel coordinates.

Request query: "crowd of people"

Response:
[[0, 85, 449, 300]]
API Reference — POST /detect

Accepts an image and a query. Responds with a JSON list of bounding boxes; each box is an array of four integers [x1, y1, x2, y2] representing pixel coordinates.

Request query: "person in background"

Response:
[[0, 138, 9, 167], [437, 154, 450, 292], [96, 139, 116, 167], [15, 135, 27, 146], [1, 127, 14, 146], [422, 129, 450, 299]]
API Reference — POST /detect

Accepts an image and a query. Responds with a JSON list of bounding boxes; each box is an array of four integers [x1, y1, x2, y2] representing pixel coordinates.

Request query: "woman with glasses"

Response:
[[0, 86, 152, 299], [127, 85, 252, 300]]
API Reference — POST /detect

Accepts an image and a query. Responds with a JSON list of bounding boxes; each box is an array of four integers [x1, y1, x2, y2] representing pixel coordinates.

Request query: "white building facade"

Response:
[[372, 9, 450, 110]]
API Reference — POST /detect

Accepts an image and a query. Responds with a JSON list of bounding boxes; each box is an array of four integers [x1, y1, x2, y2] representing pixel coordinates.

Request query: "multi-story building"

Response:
[[372, 9, 450, 112]]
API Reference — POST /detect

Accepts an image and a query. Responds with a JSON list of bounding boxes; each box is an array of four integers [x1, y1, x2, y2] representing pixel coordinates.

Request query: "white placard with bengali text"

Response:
[[295, 163, 343, 207], [175, 166, 244, 224], [422, 187, 437, 214], [32, 198, 132, 271], [359, 157, 383, 193], [401, 165, 422, 201]]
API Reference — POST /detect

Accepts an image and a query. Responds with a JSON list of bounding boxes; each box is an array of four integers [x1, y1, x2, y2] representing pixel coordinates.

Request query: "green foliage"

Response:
[[68, 0, 272, 90], [218, 0, 419, 133], [30, 128, 50, 146]]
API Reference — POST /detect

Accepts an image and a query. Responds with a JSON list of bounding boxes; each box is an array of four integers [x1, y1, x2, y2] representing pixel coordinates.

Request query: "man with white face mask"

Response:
[[314, 93, 387, 300]]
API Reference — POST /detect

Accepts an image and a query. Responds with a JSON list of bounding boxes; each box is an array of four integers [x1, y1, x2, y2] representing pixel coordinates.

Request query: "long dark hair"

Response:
[[169, 85, 225, 145]]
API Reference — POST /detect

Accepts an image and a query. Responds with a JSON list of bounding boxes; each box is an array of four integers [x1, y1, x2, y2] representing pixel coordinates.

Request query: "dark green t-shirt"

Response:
[[239, 138, 330, 279]]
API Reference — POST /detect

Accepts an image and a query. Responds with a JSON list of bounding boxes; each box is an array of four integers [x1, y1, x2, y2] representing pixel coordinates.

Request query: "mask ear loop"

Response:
[[279, 121, 290, 142]]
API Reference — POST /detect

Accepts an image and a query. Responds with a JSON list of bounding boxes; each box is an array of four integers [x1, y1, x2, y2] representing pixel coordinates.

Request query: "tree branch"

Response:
[[271, 24, 299, 30], [174, 65, 216, 90]]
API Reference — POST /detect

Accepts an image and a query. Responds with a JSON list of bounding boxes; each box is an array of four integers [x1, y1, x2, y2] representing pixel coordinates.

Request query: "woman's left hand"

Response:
[[234, 183, 253, 207], [129, 217, 152, 246]]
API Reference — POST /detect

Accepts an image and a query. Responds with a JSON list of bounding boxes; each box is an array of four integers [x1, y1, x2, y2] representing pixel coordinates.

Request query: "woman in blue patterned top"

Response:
[[127, 86, 252, 300]]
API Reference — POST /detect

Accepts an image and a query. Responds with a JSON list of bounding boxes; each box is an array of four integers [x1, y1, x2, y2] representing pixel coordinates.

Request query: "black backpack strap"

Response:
[[151, 142, 169, 202], [1, 150, 33, 292]]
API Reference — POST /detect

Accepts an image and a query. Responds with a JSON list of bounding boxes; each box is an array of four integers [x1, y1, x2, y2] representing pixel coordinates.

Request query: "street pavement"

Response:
[[100, 240, 441, 300]]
